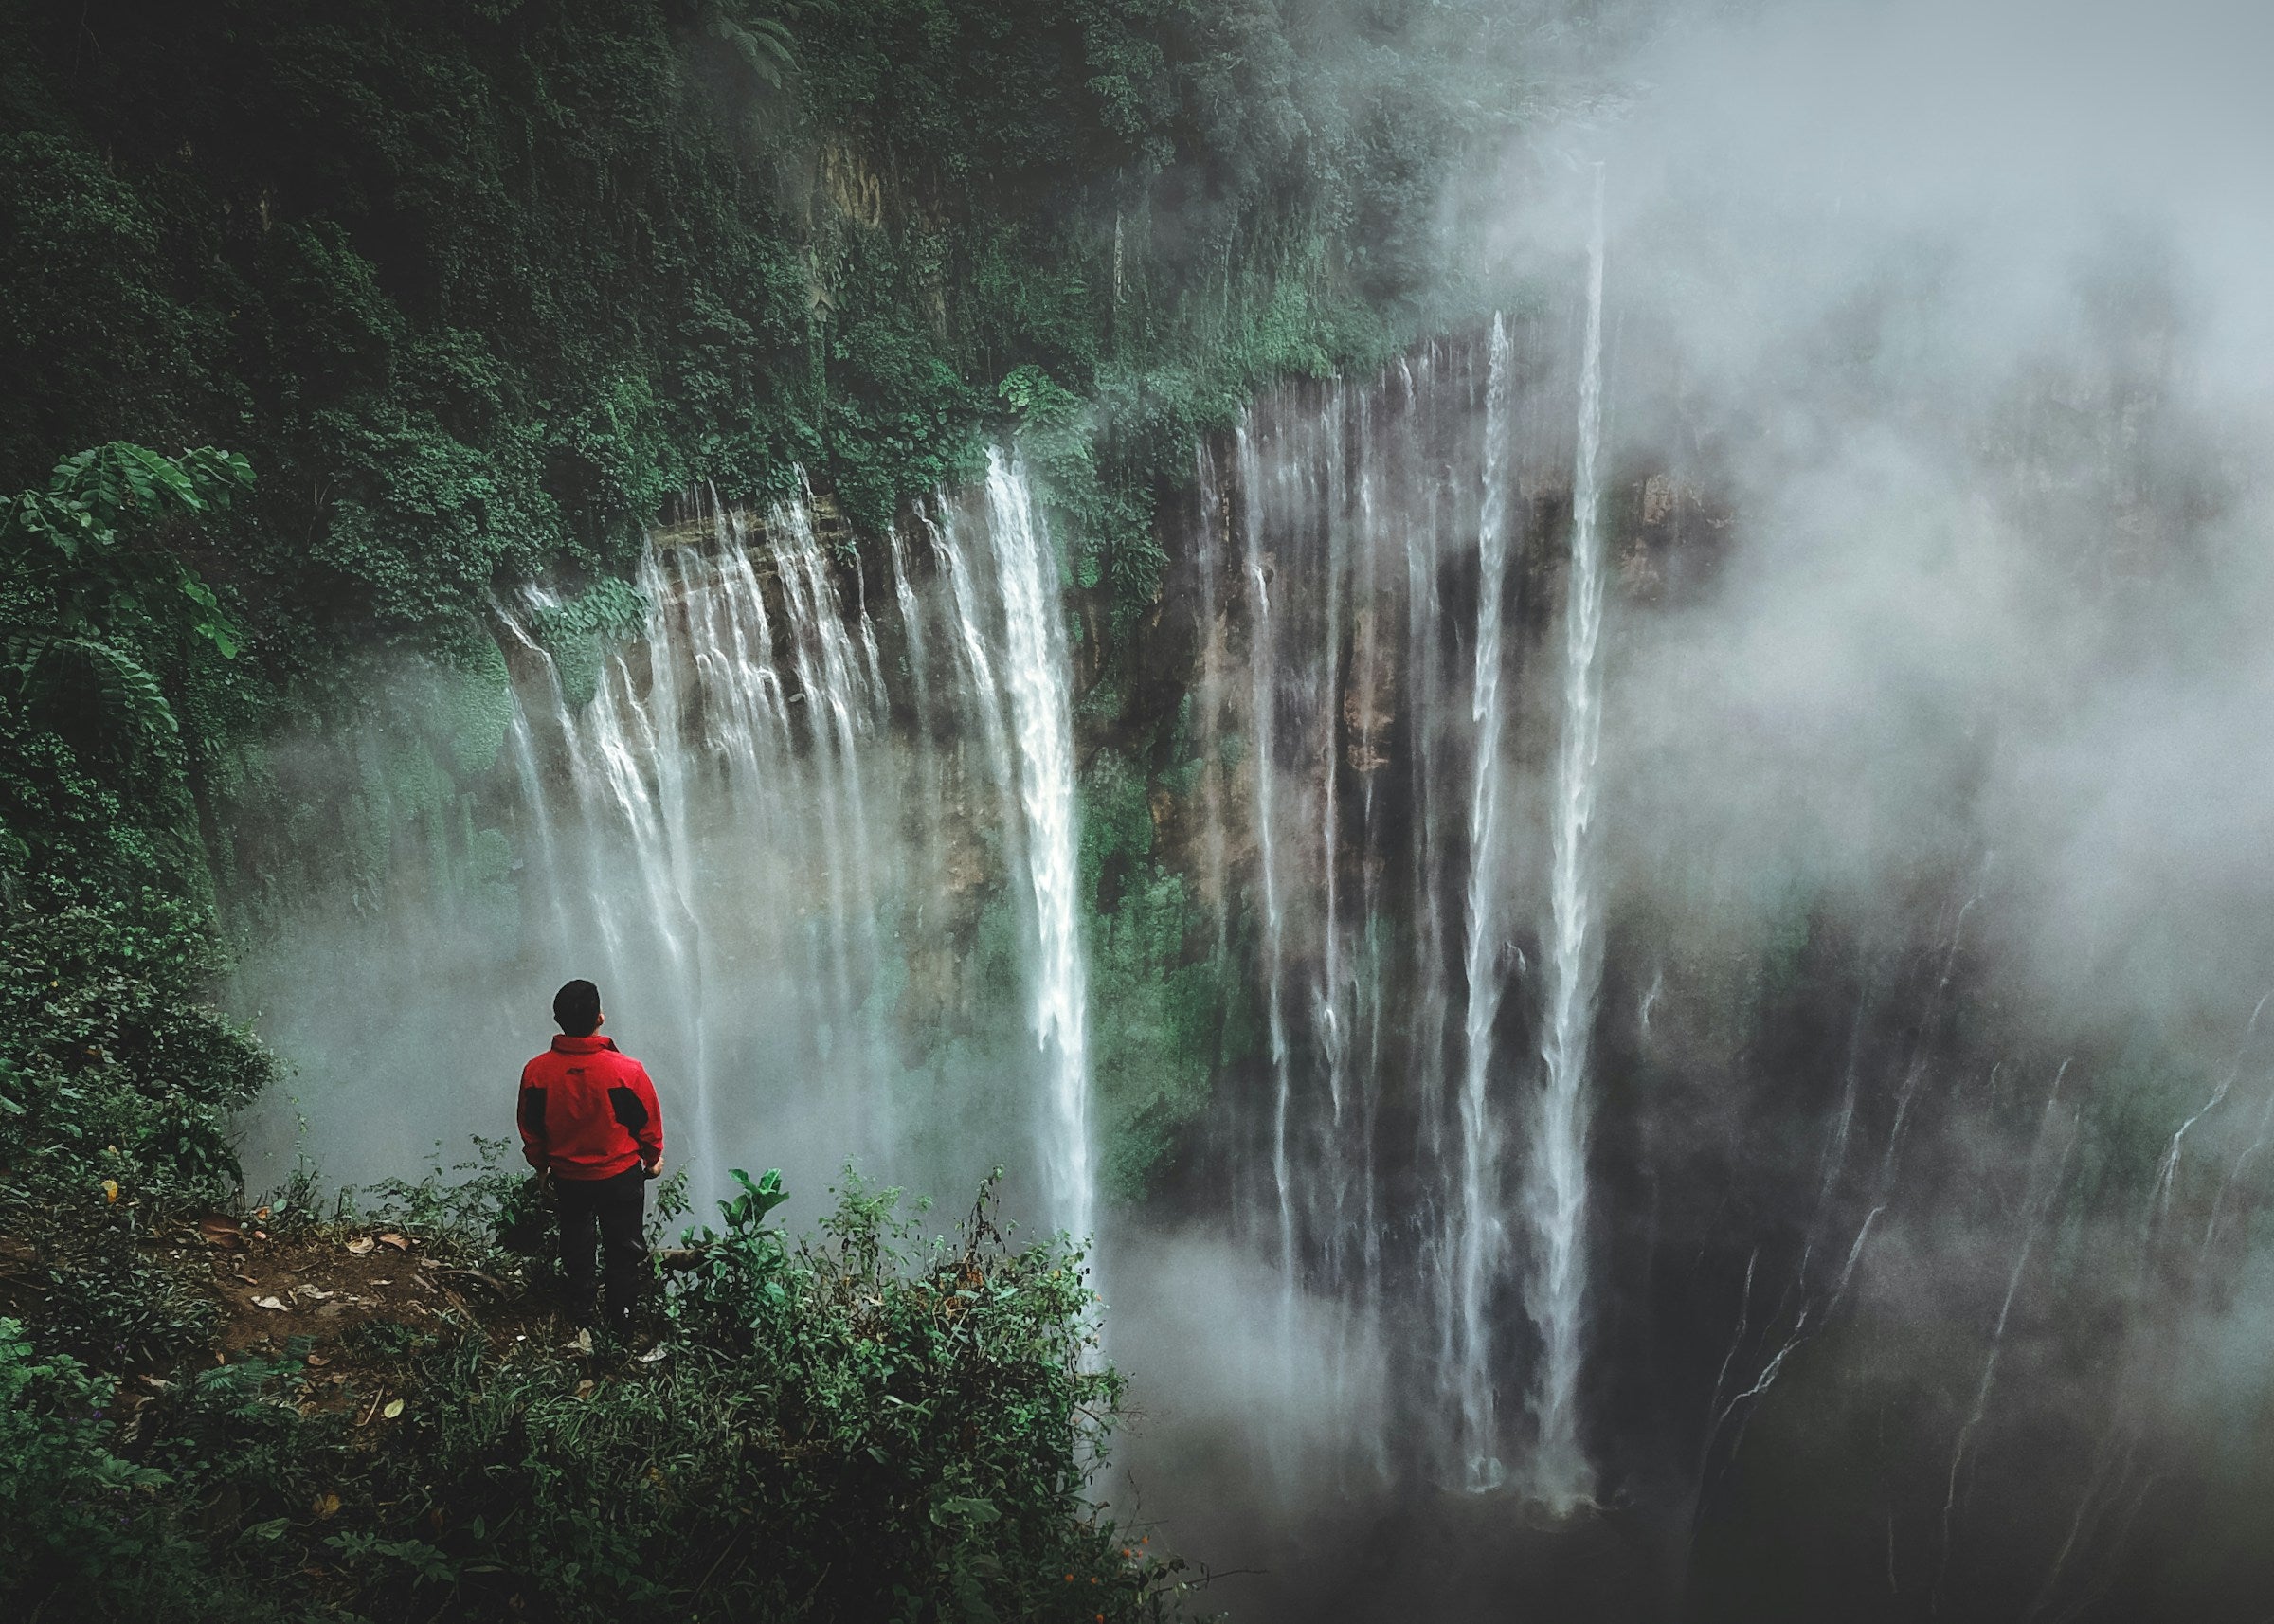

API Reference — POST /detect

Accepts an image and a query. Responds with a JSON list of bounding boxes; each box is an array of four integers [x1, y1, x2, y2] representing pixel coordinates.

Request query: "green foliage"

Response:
[[1077, 750, 1232, 1198], [2, 442, 250, 750], [0, 1173, 1198, 1624], [525, 573, 656, 711], [0, 444, 279, 1371], [356, 1136, 547, 1266], [0, 892, 274, 1363], [528, 574, 656, 645], [416, 638, 518, 779], [1090, 868, 1230, 1200], [699, 5, 799, 92], [0, 1318, 184, 1607], [1, 0, 1495, 668]]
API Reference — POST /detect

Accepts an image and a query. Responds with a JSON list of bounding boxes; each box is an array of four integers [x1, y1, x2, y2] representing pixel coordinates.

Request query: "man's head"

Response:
[[552, 979, 604, 1038]]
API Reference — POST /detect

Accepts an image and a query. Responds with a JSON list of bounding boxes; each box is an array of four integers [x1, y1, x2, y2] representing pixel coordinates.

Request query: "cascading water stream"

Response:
[[1524, 167, 1609, 1510], [496, 467, 1097, 1234], [1454, 314, 1519, 1489], [1402, 353, 1459, 1398], [979, 451, 1096, 1259], [1237, 423, 1298, 1296]]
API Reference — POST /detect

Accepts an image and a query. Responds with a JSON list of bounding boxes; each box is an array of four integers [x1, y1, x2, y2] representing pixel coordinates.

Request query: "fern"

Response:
[[7, 634, 179, 747], [2, 442, 251, 743]]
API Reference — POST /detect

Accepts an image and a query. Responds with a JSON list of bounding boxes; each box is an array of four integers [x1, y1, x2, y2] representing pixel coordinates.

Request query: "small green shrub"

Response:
[[0, 1316, 190, 1614], [0, 1168, 1201, 1624]]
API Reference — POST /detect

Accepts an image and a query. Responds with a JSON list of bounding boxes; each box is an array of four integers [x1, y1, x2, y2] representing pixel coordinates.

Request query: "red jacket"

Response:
[[517, 1036, 663, 1181]]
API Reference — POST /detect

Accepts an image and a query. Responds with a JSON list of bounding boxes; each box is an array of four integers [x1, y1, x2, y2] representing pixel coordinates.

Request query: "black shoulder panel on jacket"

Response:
[[608, 1086, 648, 1135], [518, 1086, 547, 1139]]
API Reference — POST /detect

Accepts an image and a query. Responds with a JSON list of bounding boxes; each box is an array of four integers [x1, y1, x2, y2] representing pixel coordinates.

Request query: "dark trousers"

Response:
[[555, 1166, 647, 1324]]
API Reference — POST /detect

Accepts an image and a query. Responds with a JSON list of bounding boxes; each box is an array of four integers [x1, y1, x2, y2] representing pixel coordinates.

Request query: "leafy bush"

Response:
[[1, 1171, 1200, 1624], [0, 443, 277, 1369], [0, 1317, 189, 1611]]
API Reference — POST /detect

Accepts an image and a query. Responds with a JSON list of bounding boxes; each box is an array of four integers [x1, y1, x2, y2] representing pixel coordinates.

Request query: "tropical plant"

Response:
[[1, 442, 249, 749]]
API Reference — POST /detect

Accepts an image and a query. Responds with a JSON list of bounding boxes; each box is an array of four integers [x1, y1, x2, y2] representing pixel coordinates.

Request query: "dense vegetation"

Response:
[[2, 0, 1511, 667], [4, 1152, 1183, 1621]]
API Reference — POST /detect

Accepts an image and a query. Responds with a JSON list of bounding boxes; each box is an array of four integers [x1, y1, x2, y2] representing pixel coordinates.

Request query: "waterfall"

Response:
[[978, 451, 1095, 1255], [1202, 334, 1599, 1483], [502, 507, 896, 1207], [771, 495, 889, 1076], [485, 324, 1612, 1491], [887, 517, 930, 716], [497, 466, 1092, 1239], [1315, 387, 1349, 1286], [1237, 422, 1298, 1291], [1525, 168, 1610, 1510], [1454, 314, 1519, 1488], [1401, 352, 1460, 1413]]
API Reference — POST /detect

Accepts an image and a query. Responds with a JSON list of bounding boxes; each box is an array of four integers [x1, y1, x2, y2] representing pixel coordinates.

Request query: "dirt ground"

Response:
[[168, 1214, 569, 1419]]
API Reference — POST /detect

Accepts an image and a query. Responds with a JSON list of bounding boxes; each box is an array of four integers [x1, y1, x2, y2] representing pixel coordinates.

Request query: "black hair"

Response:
[[552, 979, 602, 1037]]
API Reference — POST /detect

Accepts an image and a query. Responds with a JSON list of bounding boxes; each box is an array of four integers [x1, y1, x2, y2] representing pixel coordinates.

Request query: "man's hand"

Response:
[[642, 1162, 663, 1182]]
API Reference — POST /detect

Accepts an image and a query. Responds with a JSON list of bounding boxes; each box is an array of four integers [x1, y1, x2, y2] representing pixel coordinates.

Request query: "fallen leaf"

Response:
[[376, 1233, 409, 1252], [345, 1236, 375, 1255], [254, 1206, 272, 1221], [233, 1272, 260, 1286], [312, 1492, 340, 1519], [574, 1379, 595, 1399], [252, 1295, 289, 1311], [304, 1354, 329, 1368], [382, 1398, 405, 1419], [563, 1329, 593, 1355], [637, 1344, 669, 1364], [292, 1284, 333, 1302], [100, 1179, 118, 1204]]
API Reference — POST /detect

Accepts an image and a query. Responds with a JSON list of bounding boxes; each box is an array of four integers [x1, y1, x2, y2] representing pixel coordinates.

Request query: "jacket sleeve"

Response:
[[631, 1063, 663, 1167], [516, 1065, 549, 1170]]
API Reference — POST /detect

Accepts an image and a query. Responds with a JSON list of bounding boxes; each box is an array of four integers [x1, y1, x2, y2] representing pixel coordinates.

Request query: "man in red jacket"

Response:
[[517, 979, 664, 1332]]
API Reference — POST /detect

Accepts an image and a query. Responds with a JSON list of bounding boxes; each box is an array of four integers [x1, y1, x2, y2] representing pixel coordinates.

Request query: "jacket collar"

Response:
[[550, 1035, 619, 1055]]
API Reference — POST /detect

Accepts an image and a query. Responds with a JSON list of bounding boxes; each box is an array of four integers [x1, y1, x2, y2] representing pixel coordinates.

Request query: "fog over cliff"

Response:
[[1110, 3, 2274, 1615]]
